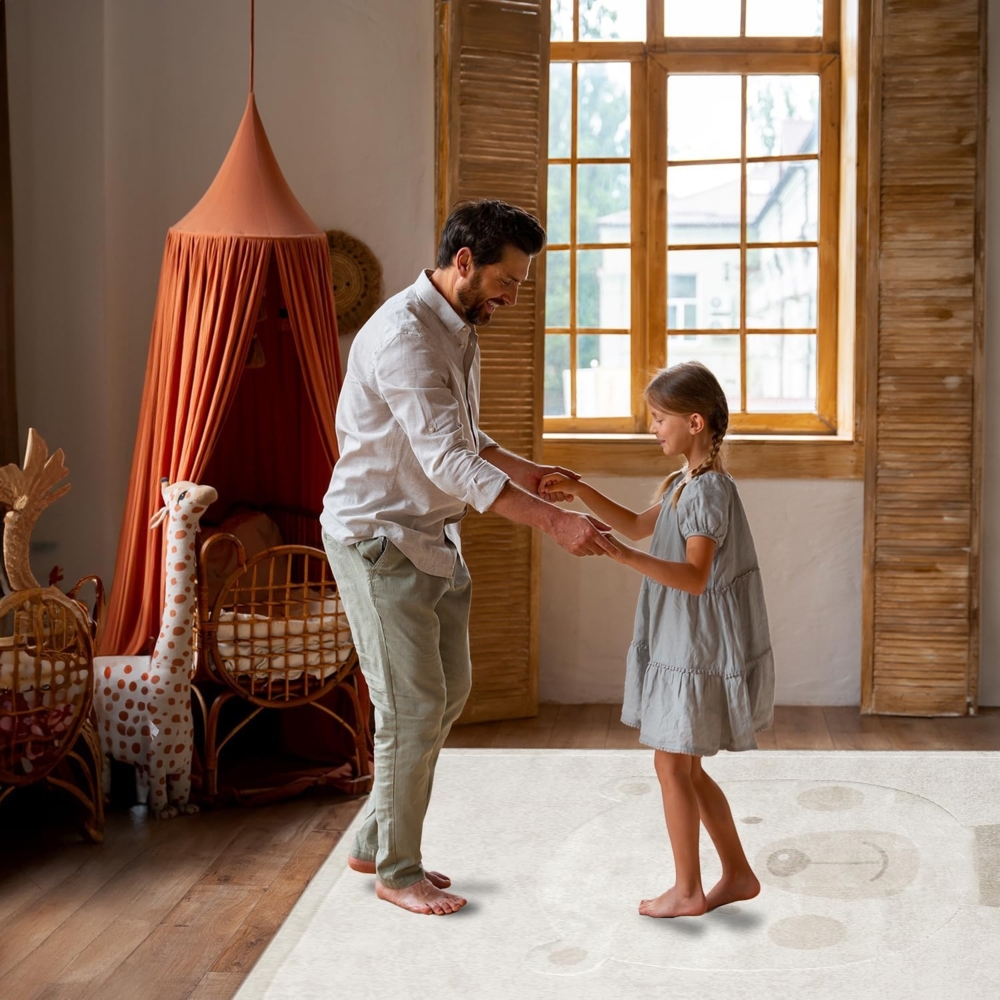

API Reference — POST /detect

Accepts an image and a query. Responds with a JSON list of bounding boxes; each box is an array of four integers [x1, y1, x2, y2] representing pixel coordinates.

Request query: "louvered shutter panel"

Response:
[[861, 0, 986, 715], [437, 0, 549, 722]]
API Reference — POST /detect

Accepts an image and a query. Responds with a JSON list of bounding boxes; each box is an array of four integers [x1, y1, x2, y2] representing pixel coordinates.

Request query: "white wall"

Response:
[[7, 0, 435, 595], [6, 0, 995, 705], [540, 477, 864, 705]]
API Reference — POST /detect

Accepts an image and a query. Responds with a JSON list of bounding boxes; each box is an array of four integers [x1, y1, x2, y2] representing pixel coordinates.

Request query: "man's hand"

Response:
[[550, 509, 619, 557]]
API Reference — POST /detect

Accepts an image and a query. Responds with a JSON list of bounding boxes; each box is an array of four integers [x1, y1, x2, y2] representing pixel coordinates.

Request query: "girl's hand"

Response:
[[539, 473, 579, 502], [605, 537, 637, 565]]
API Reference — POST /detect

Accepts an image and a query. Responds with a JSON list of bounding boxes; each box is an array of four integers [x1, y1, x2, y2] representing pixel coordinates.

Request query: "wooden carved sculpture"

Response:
[[0, 429, 105, 841]]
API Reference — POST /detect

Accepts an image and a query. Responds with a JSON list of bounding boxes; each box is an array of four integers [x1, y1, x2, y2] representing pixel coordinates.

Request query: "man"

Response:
[[321, 199, 615, 916]]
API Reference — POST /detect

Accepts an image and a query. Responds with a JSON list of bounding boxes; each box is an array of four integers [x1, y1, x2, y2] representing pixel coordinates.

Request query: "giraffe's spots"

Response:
[[103, 666, 112, 679], [132, 742, 141, 754], [174, 594, 185, 604], [111, 692, 120, 702], [151, 675, 161, 684], [173, 627, 185, 636], [141, 725, 150, 736], [174, 530, 187, 539], [119, 740, 127, 749], [119, 711, 129, 721], [116, 723, 127, 735], [175, 562, 186, 571], [117, 679, 126, 689], [125, 699, 134, 709], [124, 664, 132, 674], [168, 697, 176, 706], [172, 658, 185, 668]]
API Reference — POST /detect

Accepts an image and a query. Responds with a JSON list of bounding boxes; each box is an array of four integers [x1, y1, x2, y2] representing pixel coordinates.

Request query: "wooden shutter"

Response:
[[436, 0, 549, 722], [860, 0, 986, 715]]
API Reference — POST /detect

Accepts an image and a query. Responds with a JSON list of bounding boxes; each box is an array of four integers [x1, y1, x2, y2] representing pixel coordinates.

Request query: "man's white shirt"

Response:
[[321, 270, 509, 578]]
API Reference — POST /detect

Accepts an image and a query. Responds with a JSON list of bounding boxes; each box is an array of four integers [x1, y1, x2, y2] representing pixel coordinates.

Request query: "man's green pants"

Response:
[[323, 533, 473, 889]]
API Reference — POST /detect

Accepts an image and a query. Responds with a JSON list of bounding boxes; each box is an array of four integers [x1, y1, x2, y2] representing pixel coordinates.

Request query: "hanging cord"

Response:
[[249, 0, 255, 93]]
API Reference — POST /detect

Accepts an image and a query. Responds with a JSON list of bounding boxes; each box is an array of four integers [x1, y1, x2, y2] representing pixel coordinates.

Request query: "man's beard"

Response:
[[456, 271, 496, 326]]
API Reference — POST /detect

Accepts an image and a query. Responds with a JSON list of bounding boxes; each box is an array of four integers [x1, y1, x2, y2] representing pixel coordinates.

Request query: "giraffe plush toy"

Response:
[[95, 478, 217, 819]]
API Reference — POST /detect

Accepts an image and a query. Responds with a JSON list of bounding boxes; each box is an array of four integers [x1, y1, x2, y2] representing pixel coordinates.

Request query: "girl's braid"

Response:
[[671, 408, 726, 507]]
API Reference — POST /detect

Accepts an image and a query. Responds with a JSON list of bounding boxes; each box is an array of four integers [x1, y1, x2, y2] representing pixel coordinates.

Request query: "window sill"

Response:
[[542, 434, 862, 479]]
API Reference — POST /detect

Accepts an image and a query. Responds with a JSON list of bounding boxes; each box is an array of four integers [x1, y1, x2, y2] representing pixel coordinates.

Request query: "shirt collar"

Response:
[[416, 269, 473, 344]]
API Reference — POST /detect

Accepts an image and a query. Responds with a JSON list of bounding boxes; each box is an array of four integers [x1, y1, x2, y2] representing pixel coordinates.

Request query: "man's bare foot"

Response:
[[704, 871, 760, 911], [638, 886, 707, 918], [375, 877, 467, 915], [347, 856, 451, 888]]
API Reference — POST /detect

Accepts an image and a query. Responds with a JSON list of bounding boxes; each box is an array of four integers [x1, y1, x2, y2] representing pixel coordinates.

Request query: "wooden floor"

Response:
[[1, 704, 997, 999]]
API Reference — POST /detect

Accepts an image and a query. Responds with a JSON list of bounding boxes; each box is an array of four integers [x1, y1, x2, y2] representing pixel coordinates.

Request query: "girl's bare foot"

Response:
[[704, 871, 760, 911], [347, 855, 452, 888], [638, 886, 707, 918], [375, 877, 467, 915]]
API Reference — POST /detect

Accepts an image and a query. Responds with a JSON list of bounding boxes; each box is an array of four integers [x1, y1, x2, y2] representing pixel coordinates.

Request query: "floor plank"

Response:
[[772, 705, 836, 750]]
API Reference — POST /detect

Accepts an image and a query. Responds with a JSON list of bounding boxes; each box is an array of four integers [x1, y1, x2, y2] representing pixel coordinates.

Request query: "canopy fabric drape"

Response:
[[101, 94, 344, 657]]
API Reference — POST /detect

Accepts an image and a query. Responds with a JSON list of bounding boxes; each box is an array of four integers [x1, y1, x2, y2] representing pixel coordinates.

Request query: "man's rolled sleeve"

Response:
[[374, 332, 510, 512], [477, 428, 499, 454]]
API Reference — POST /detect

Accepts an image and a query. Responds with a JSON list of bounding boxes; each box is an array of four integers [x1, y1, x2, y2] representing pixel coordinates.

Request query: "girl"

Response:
[[540, 361, 774, 919]]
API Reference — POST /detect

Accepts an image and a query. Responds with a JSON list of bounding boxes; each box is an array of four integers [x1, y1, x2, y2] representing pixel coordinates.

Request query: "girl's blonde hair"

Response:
[[646, 361, 729, 507]]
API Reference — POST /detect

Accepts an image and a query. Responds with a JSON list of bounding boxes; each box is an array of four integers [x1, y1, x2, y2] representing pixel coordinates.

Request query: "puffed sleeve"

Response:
[[676, 474, 731, 545]]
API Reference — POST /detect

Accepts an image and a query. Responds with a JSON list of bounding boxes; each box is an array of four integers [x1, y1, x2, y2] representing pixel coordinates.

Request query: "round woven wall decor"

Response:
[[326, 229, 382, 336]]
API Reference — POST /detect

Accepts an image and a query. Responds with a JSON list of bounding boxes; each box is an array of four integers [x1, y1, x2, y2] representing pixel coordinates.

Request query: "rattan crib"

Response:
[[193, 532, 372, 804]]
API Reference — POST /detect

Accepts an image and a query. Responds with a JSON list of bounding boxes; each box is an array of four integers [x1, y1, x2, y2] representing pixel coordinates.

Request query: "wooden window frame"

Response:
[[540, 0, 863, 479]]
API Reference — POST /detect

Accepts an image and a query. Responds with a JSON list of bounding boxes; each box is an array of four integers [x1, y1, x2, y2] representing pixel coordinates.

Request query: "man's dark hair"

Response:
[[436, 199, 546, 268]]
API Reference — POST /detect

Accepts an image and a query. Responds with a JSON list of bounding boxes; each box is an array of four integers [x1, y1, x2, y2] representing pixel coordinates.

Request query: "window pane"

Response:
[[668, 76, 741, 161], [746, 247, 817, 329], [664, 0, 740, 37], [578, 63, 631, 158], [668, 164, 740, 245], [578, 249, 630, 329], [551, 0, 574, 40], [547, 164, 571, 245], [578, 163, 630, 243], [666, 334, 741, 409], [545, 250, 570, 328], [746, 0, 822, 36], [748, 160, 818, 243], [544, 334, 571, 416], [550, 63, 572, 159], [667, 249, 740, 329], [577, 335, 631, 416], [746, 76, 819, 158], [580, 0, 646, 41], [746, 334, 816, 411]]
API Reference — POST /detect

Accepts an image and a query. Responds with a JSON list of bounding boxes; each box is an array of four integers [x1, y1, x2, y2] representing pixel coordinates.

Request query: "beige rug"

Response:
[[235, 749, 1000, 1000]]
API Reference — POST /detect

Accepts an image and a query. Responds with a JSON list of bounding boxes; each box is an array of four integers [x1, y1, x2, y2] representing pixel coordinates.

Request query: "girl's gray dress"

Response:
[[622, 471, 774, 756]]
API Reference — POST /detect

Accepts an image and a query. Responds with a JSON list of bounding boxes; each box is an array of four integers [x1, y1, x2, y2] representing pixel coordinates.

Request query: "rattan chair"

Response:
[[193, 534, 372, 804], [0, 587, 104, 841]]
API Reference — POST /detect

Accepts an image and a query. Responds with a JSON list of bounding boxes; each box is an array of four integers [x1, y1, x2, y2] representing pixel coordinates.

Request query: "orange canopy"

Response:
[[101, 93, 343, 656]]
